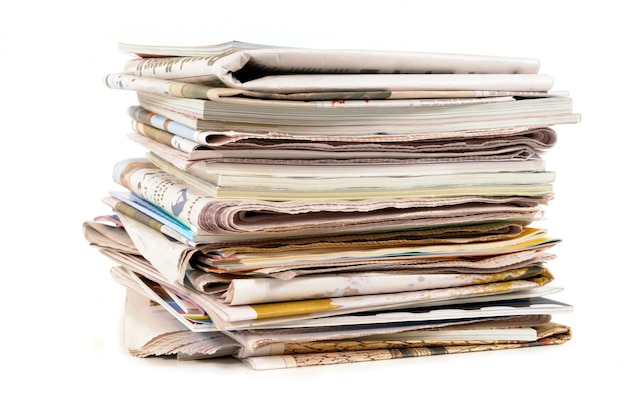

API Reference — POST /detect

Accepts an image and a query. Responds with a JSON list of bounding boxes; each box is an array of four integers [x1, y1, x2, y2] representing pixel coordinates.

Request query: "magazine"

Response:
[[134, 91, 579, 136], [115, 156, 556, 202], [145, 151, 555, 200], [107, 177, 549, 239]]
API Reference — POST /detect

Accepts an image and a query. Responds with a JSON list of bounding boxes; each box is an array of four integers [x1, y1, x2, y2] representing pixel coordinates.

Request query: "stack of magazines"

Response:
[[83, 41, 580, 370]]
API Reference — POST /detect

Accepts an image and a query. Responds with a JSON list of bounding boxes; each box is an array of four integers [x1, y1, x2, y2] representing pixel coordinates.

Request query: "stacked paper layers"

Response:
[[83, 41, 579, 370]]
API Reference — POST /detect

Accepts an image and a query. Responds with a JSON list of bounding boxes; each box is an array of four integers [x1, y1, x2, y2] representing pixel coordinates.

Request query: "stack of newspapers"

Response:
[[83, 41, 580, 370]]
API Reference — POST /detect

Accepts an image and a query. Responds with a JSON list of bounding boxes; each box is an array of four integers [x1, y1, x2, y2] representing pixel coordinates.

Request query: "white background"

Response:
[[2, 1, 624, 414]]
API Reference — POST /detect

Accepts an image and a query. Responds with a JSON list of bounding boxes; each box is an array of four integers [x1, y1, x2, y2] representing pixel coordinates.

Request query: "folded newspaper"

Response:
[[123, 288, 572, 370], [125, 107, 560, 168], [114, 40, 548, 95], [83, 213, 566, 330]]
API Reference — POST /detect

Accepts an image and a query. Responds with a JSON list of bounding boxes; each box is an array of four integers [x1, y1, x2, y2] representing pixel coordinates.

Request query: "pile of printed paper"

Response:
[[83, 41, 579, 369]]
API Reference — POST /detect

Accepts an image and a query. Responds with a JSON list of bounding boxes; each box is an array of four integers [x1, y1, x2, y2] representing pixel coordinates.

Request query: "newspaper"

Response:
[[126, 105, 560, 146], [100, 191, 539, 249], [145, 151, 556, 201], [83, 214, 562, 329], [240, 320, 573, 370], [106, 72, 557, 99], [130, 129, 555, 171], [111, 158, 551, 236], [219, 266, 552, 306], [126, 103, 561, 170], [107, 251, 561, 331], [83, 215, 557, 287], [104, 241, 566, 332], [122, 287, 571, 368], [127, 123, 559, 171], [116, 43, 545, 93], [192, 227, 559, 276], [123, 289, 237, 356]]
